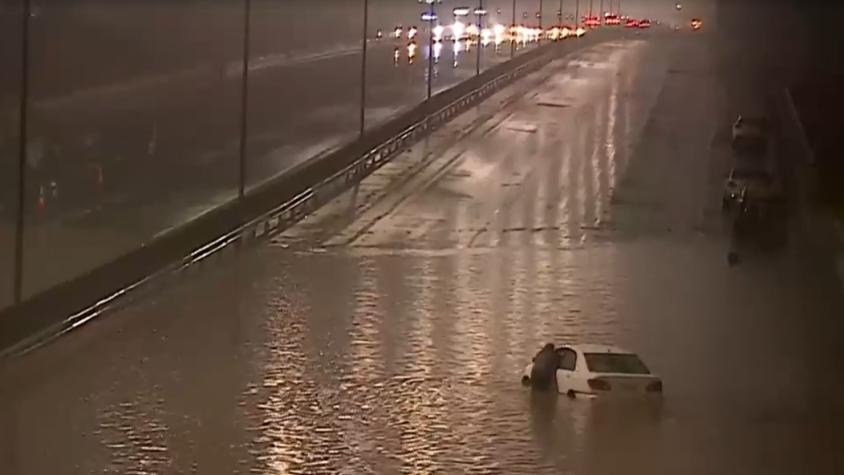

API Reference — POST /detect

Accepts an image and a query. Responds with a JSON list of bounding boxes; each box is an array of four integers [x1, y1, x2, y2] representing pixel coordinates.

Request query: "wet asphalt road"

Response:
[[0, 33, 547, 303], [0, 0, 707, 304], [0, 8, 549, 302], [2, 17, 844, 473]]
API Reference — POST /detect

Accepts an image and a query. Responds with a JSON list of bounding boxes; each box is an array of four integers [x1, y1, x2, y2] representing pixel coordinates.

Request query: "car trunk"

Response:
[[588, 374, 662, 395]]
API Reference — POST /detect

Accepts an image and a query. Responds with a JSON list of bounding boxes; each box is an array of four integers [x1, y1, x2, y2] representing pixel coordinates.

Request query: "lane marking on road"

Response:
[[536, 101, 571, 108], [504, 122, 538, 133], [277, 37, 648, 251]]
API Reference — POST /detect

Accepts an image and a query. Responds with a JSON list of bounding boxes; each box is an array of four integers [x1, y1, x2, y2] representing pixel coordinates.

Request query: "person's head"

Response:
[[544, 343, 555, 351]]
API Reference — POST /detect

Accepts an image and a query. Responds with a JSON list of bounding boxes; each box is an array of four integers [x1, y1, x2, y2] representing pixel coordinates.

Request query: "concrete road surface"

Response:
[[2, 17, 843, 474]]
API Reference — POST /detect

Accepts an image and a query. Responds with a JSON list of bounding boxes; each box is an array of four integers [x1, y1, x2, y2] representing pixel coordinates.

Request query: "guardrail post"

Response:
[[13, 0, 32, 304], [237, 0, 252, 198]]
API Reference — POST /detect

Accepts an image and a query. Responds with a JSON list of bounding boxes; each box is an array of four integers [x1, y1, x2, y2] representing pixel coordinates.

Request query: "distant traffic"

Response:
[[375, 8, 678, 66]]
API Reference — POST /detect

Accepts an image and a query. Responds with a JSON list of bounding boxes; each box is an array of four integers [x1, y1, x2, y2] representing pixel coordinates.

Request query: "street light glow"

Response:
[[451, 20, 466, 39], [433, 24, 445, 41], [481, 27, 493, 45]]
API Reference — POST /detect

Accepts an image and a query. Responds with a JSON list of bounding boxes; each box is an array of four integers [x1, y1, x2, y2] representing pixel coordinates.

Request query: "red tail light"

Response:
[[587, 379, 612, 391], [646, 380, 663, 393]]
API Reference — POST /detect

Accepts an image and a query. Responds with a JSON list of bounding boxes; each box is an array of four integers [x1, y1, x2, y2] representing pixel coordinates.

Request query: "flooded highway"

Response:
[[2, 20, 844, 475]]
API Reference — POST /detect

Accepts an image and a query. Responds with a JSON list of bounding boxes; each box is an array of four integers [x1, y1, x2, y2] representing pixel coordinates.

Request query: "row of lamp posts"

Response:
[[8, 0, 622, 305], [354, 0, 628, 144]]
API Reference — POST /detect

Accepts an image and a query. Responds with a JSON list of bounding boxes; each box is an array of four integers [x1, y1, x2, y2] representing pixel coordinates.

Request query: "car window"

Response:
[[557, 348, 577, 371], [583, 353, 651, 374]]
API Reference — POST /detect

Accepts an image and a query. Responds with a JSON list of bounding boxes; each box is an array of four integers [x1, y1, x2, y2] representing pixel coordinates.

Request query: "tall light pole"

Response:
[[559, 0, 563, 26], [538, 0, 543, 42], [575, 0, 579, 29], [358, 0, 369, 136], [599, 0, 603, 20], [14, 0, 32, 303], [426, 0, 436, 100], [237, 0, 252, 198], [475, 1, 485, 76], [510, 0, 516, 57]]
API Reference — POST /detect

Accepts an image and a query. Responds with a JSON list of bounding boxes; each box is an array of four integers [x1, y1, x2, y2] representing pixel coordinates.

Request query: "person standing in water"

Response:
[[529, 343, 561, 392]]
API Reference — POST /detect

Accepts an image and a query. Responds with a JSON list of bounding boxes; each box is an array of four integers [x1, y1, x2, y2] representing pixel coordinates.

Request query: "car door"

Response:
[[571, 352, 594, 394], [555, 348, 578, 394]]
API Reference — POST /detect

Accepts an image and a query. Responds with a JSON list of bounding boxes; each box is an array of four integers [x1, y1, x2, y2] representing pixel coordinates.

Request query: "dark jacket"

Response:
[[530, 343, 560, 392]]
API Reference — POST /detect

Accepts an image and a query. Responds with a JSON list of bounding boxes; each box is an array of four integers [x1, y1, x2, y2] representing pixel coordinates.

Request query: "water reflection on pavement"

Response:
[[2, 27, 844, 475]]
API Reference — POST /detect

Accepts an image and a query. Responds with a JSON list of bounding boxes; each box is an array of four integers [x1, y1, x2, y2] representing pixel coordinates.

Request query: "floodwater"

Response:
[[2, 6, 844, 475]]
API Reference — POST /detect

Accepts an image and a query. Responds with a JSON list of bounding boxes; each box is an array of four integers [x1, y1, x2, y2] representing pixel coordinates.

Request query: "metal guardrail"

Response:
[[232, 51, 548, 249], [1, 38, 586, 359]]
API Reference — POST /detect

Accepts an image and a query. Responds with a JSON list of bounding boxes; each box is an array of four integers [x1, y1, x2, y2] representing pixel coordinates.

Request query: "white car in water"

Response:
[[521, 344, 663, 398]]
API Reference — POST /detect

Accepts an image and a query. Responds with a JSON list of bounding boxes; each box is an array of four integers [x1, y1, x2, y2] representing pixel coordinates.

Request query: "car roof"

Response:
[[562, 343, 634, 354]]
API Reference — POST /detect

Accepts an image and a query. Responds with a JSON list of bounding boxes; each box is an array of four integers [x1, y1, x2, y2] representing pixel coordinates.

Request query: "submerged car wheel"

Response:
[[521, 375, 531, 386], [566, 390, 576, 399]]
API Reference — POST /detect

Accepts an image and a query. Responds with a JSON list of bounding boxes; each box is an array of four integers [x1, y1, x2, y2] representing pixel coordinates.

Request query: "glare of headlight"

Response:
[[407, 42, 417, 60], [433, 41, 442, 61], [433, 25, 445, 41], [466, 23, 479, 37], [408, 26, 418, 39], [394, 26, 403, 38], [451, 20, 465, 39], [481, 27, 492, 46], [394, 47, 400, 64], [493, 24, 506, 36], [576, 27, 586, 36], [454, 38, 462, 53]]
